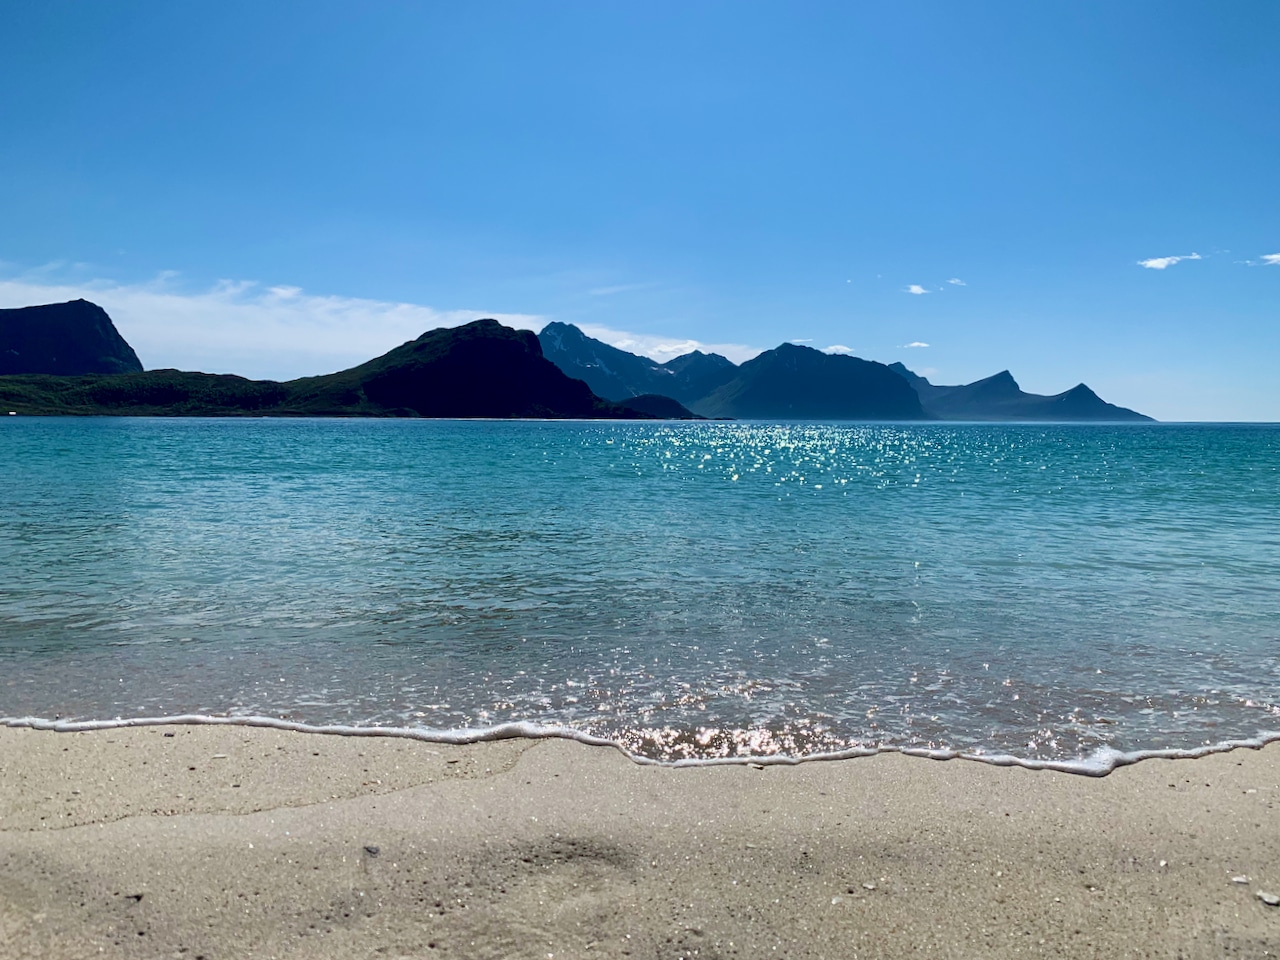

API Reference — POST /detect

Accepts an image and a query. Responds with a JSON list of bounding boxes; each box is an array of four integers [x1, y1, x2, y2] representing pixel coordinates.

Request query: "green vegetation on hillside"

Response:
[[0, 319, 697, 419]]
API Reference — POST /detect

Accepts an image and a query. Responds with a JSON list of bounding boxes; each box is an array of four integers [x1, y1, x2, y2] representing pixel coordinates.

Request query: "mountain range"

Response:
[[0, 300, 1153, 421], [539, 323, 1151, 421]]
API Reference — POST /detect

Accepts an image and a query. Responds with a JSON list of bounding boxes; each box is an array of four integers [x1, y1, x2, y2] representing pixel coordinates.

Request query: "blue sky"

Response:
[[2, 2, 1277, 420]]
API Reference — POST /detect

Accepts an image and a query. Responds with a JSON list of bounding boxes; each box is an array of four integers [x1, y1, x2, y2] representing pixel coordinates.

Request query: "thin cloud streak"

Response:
[[946, 278, 966, 286], [1262, 253, 1280, 266], [575, 323, 762, 365], [902, 341, 930, 348], [587, 282, 656, 297]]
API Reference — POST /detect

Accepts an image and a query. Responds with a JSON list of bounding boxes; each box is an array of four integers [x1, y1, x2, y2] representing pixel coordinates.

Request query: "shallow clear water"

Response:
[[2, 417, 1278, 769]]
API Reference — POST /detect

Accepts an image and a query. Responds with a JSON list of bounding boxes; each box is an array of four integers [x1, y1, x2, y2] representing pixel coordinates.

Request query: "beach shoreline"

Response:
[[2, 726, 1277, 958]]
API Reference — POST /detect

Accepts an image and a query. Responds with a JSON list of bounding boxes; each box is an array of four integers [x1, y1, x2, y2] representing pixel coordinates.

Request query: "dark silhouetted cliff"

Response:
[[0, 300, 142, 375]]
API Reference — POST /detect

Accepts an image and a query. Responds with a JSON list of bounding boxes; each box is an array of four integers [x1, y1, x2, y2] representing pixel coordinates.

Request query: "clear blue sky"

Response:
[[2, 1, 1277, 419]]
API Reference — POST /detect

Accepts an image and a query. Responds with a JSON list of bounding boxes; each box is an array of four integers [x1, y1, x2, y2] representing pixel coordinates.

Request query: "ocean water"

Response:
[[2, 417, 1278, 773]]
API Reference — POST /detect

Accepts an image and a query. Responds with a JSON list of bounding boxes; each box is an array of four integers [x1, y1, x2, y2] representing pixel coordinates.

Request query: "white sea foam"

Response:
[[5, 713, 1279, 777]]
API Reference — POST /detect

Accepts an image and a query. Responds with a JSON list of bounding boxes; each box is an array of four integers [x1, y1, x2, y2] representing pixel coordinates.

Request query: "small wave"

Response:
[[5, 713, 1279, 777], [106, 637, 198, 647]]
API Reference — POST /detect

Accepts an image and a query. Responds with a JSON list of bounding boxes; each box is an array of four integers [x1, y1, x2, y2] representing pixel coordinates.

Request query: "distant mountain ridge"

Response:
[[540, 322, 1152, 422], [538, 321, 736, 403], [887, 363, 1152, 421], [0, 299, 142, 376]]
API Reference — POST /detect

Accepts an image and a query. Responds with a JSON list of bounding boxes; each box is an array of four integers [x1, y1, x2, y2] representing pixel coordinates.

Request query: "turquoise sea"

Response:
[[2, 418, 1278, 772]]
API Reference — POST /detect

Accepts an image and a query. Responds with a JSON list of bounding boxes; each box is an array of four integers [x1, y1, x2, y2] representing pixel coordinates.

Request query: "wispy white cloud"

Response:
[[0, 269, 543, 381], [823, 344, 855, 355], [901, 341, 930, 349], [946, 278, 966, 286], [905, 284, 929, 295], [1137, 252, 1202, 270], [1262, 253, 1280, 266], [588, 282, 655, 297], [790, 338, 814, 343], [576, 323, 762, 365]]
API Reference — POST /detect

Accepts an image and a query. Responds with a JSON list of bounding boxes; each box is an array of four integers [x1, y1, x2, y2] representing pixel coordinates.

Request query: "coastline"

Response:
[[2, 726, 1277, 958]]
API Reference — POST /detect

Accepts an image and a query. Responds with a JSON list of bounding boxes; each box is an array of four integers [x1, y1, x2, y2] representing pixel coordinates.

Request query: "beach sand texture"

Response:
[[1, 726, 1277, 959]]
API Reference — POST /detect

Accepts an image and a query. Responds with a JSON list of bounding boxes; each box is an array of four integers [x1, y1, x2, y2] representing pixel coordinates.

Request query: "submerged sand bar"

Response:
[[1, 726, 1277, 959]]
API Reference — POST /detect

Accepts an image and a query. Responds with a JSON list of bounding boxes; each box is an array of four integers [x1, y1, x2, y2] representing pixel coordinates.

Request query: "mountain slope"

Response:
[[0, 299, 143, 375], [538, 321, 667, 400], [692, 343, 925, 420]]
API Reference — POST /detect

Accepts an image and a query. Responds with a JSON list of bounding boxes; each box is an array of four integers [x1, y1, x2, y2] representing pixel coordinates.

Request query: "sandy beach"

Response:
[[1, 726, 1277, 959]]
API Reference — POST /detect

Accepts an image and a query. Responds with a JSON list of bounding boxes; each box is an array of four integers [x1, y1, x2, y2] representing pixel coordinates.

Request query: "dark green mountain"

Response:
[[0, 316, 671, 419], [887, 363, 1153, 421], [284, 319, 618, 418], [692, 343, 925, 420], [0, 299, 143, 375], [538, 321, 736, 403]]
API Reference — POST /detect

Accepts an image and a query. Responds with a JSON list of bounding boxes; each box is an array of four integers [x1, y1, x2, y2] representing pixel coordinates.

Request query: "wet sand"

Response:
[[1, 725, 1278, 959]]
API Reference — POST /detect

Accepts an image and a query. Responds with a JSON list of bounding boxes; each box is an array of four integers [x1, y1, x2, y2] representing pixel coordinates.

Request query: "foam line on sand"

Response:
[[8, 712, 1280, 775]]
